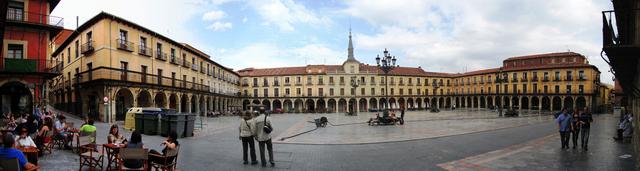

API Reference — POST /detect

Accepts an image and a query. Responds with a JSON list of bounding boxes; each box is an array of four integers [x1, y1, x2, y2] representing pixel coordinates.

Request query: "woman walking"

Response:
[[570, 109, 580, 149]]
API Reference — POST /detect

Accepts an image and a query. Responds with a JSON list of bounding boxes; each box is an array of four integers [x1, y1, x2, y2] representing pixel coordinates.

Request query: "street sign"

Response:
[[103, 96, 109, 103]]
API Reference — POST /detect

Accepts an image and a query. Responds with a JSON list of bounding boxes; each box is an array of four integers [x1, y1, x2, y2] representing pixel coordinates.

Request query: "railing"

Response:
[[565, 77, 573, 81], [170, 57, 180, 65], [191, 64, 198, 71], [155, 52, 167, 61], [553, 77, 561, 82], [116, 39, 134, 51], [182, 60, 191, 68], [603, 9, 640, 47], [1, 58, 62, 74], [543, 77, 549, 82], [511, 79, 518, 83], [521, 78, 528, 82], [6, 8, 64, 27], [81, 41, 95, 55], [74, 67, 211, 92], [578, 76, 587, 81], [138, 45, 152, 57], [532, 77, 538, 81]]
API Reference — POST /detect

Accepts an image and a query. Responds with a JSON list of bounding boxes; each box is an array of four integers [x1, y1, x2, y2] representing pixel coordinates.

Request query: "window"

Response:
[[274, 77, 280, 86], [566, 71, 573, 80], [555, 85, 560, 93], [318, 76, 324, 85], [391, 88, 394, 95], [141, 65, 147, 83], [371, 88, 375, 95], [307, 88, 312, 96], [120, 62, 128, 81], [285, 77, 290, 84], [87, 63, 93, 81], [297, 88, 301, 95], [86, 32, 93, 43], [157, 69, 163, 85], [340, 88, 344, 96], [7, 1, 24, 21], [7, 44, 23, 59], [296, 76, 301, 84], [330, 88, 334, 96], [554, 71, 560, 80], [566, 85, 572, 93], [75, 41, 79, 58], [140, 37, 147, 50], [119, 30, 128, 42], [522, 84, 527, 93], [264, 88, 268, 97], [263, 78, 268, 87], [340, 77, 344, 84], [274, 88, 279, 97], [253, 89, 258, 97], [579, 70, 586, 80], [67, 48, 71, 63], [544, 85, 548, 93], [307, 76, 312, 85], [157, 43, 163, 56], [361, 88, 365, 95], [319, 88, 324, 96], [544, 72, 549, 80], [285, 88, 290, 96], [579, 85, 584, 93], [170, 48, 176, 62], [329, 77, 334, 84], [253, 78, 258, 87], [533, 84, 538, 93], [172, 72, 176, 86]]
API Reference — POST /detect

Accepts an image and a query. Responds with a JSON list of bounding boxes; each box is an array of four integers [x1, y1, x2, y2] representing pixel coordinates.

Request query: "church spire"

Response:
[[346, 28, 358, 62]]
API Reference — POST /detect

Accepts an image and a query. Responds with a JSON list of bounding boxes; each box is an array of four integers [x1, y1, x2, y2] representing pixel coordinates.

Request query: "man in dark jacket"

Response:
[[579, 108, 593, 151]]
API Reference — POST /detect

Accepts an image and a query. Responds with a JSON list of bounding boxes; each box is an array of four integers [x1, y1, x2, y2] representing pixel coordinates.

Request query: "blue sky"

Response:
[[51, 0, 615, 84]]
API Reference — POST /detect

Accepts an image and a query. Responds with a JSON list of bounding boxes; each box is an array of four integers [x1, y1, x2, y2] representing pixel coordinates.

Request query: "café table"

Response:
[[17, 146, 39, 164], [103, 143, 127, 170]]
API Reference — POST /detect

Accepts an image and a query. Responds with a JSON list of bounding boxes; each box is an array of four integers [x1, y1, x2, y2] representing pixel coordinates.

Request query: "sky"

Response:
[[51, 0, 614, 84]]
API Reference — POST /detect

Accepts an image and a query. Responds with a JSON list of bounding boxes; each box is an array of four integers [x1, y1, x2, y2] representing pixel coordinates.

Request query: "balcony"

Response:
[[0, 58, 62, 76], [511, 79, 518, 83], [543, 77, 549, 82], [578, 76, 587, 81], [170, 57, 180, 65], [116, 39, 134, 51], [81, 41, 95, 55], [138, 45, 152, 57], [602, 8, 640, 92], [565, 77, 573, 81], [182, 60, 191, 68], [521, 78, 528, 82], [191, 64, 198, 71], [532, 77, 539, 81], [6, 8, 64, 28], [155, 52, 167, 61], [553, 78, 561, 82]]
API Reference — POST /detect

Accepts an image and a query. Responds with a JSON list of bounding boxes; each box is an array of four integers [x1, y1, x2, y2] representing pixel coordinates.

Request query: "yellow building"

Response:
[[238, 32, 604, 113], [49, 12, 240, 122]]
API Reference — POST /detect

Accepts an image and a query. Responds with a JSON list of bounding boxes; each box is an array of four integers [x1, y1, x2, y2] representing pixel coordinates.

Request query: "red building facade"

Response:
[[0, 0, 63, 115]]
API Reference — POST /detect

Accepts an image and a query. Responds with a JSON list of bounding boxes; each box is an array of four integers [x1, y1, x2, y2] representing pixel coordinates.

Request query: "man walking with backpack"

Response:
[[253, 107, 275, 167], [579, 107, 594, 151]]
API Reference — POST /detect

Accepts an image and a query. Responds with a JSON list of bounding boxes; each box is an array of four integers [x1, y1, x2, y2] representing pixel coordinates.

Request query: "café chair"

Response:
[[79, 140, 104, 171], [149, 146, 180, 171], [118, 148, 149, 171]]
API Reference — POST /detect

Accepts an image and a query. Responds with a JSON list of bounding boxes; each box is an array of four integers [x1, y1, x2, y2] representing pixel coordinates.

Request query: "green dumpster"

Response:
[[135, 113, 144, 133], [184, 113, 196, 137], [162, 113, 186, 138], [142, 110, 162, 135]]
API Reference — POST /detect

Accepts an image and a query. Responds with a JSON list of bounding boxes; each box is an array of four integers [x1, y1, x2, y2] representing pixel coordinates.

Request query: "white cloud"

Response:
[[242, 17, 248, 23], [220, 43, 343, 70], [345, 0, 615, 83], [207, 21, 233, 31], [51, 0, 204, 46], [202, 10, 226, 21], [248, 0, 332, 31]]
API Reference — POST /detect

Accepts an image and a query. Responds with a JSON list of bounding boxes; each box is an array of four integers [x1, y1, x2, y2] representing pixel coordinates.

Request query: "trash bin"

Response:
[[162, 113, 186, 138], [125, 108, 139, 131], [135, 113, 144, 133], [184, 113, 196, 137], [141, 108, 163, 135], [159, 109, 177, 137]]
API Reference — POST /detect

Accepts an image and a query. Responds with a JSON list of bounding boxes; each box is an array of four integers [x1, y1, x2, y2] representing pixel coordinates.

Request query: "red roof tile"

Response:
[[504, 52, 583, 61], [53, 29, 73, 46]]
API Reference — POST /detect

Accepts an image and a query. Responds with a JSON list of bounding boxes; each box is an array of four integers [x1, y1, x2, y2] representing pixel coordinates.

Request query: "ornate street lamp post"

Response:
[[375, 48, 397, 116], [495, 68, 504, 117], [350, 76, 360, 115]]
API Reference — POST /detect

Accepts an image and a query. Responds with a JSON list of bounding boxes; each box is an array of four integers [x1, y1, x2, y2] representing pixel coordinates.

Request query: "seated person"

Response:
[[368, 113, 381, 125], [15, 128, 37, 148], [389, 113, 398, 124], [107, 124, 126, 144], [0, 133, 38, 170], [35, 117, 52, 156], [79, 119, 97, 143], [54, 115, 72, 148], [123, 130, 144, 168], [148, 131, 179, 166]]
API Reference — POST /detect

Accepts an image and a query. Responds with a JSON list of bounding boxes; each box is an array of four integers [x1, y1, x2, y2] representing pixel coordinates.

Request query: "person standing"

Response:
[[253, 108, 274, 167], [570, 109, 581, 149], [239, 111, 258, 165], [556, 109, 571, 149], [579, 107, 593, 151], [400, 109, 405, 125]]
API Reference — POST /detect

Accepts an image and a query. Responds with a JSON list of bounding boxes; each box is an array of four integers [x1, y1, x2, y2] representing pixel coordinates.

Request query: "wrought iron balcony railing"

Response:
[[81, 41, 95, 55], [6, 8, 64, 27], [138, 45, 152, 57], [1, 58, 62, 74], [116, 39, 134, 51]]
